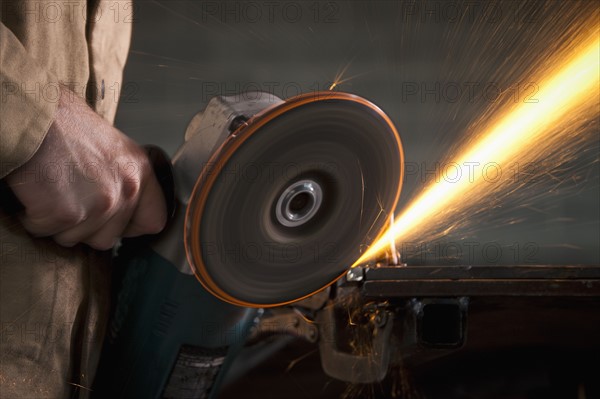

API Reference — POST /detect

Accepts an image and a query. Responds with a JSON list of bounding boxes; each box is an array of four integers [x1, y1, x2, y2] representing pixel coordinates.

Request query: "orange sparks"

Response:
[[354, 34, 600, 266]]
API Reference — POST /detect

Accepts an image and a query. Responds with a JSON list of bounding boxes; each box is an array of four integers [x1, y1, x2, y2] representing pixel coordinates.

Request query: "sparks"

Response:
[[354, 35, 600, 266]]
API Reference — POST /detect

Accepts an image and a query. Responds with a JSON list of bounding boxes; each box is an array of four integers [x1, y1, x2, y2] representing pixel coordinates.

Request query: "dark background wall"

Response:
[[115, 0, 599, 266]]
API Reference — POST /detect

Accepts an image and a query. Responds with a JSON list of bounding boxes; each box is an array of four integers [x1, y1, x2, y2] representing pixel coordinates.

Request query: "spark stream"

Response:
[[355, 33, 600, 265]]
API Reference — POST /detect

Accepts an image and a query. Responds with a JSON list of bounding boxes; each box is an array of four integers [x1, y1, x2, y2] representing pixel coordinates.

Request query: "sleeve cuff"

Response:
[[1, 23, 60, 178]]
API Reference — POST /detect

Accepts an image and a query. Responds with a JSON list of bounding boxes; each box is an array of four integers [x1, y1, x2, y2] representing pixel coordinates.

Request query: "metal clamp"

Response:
[[316, 302, 393, 383]]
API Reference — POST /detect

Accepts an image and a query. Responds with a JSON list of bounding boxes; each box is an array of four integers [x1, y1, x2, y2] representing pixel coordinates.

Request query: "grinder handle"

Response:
[[143, 144, 176, 221]]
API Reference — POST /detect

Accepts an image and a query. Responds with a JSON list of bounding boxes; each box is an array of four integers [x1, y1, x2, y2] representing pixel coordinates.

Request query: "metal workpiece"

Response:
[[360, 264, 600, 297], [321, 263, 600, 379]]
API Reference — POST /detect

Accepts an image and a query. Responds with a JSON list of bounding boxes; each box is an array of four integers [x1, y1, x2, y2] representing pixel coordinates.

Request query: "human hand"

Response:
[[5, 86, 167, 250]]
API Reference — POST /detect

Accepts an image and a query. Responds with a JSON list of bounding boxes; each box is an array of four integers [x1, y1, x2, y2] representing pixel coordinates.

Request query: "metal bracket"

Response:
[[317, 302, 393, 383], [248, 289, 329, 343], [250, 309, 318, 343]]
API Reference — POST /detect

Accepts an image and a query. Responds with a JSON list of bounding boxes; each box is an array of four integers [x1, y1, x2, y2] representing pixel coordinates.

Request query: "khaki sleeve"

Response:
[[0, 23, 59, 178]]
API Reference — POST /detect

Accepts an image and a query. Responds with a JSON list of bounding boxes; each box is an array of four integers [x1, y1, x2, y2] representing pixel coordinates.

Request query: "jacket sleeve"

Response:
[[0, 23, 59, 178]]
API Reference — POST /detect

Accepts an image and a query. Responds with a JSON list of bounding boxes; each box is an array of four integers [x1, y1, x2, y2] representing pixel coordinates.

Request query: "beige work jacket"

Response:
[[0, 1, 131, 397]]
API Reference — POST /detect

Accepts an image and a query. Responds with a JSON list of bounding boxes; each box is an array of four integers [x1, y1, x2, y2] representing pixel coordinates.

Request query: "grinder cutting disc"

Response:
[[184, 92, 403, 307]]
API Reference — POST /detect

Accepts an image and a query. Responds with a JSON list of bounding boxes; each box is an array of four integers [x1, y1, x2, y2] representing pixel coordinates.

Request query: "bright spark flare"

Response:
[[355, 36, 600, 266]]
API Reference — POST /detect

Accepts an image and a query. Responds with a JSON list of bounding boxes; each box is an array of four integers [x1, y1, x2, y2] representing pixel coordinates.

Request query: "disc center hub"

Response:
[[275, 179, 323, 227]]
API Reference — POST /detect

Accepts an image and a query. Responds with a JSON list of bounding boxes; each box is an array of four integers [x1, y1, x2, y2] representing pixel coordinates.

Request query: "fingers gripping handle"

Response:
[[0, 145, 175, 229]]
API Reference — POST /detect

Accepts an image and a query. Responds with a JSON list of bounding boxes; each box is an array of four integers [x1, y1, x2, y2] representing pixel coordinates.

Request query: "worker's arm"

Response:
[[1, 23, 166, 250]]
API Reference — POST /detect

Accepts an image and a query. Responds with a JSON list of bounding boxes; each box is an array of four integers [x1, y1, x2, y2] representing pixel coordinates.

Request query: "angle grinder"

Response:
[[92, 91, 404, 398]]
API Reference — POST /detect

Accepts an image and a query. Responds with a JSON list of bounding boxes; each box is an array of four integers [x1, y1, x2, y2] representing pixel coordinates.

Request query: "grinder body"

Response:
[[93, 91, 404, 397], [93, 93, 283, 398], [92, 248, 256, 398]]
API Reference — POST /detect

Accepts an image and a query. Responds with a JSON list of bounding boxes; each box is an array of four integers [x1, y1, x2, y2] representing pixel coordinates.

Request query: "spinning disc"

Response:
[[184, 92, 403, 307]]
